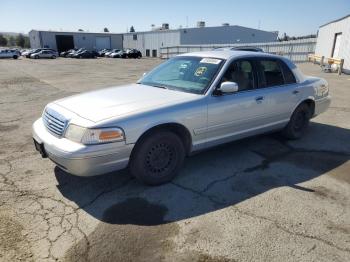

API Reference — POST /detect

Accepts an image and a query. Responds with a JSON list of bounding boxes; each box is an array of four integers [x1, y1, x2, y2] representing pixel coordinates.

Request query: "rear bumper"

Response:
[[32, 118, 134, 176], [314, 96, 331, 116]]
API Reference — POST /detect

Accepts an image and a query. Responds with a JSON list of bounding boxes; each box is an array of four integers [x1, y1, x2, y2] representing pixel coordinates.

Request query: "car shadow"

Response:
[[55, 122, 350, 226]]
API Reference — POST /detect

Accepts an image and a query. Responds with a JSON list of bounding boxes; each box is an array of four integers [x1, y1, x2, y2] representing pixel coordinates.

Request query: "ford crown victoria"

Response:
[[32, 50, 331, 185]]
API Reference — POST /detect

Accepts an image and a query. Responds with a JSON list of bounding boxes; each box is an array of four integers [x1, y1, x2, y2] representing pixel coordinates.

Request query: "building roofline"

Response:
[[319, 14, 350, 28], [123, 24, 278, 35], [29, 24, 278, 36], [29, 29, 123, 35]]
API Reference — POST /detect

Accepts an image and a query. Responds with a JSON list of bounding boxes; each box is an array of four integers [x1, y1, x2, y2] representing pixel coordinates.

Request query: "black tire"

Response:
[[52, 55, 56, 59], [282, 103, 311, 140], [35, 55, 39, 59], [13, 55, 18, 59], [129, 131, 185, 185]]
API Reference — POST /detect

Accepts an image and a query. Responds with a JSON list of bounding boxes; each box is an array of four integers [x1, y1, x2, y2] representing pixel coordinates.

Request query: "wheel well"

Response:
[[132, 123, 192, 156], [302, 99, 315, 116]]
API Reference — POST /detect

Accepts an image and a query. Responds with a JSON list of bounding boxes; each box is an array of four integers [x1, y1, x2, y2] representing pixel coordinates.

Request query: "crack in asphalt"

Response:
[[170, 141, 350, 254], [1, 123, 350, 260], [233, 207, 350, 253]]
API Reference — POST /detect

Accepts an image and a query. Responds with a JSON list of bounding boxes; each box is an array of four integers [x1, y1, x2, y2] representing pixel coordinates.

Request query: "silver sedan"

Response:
[[30, 50, 58, 59], [32, 50, 331, 185]]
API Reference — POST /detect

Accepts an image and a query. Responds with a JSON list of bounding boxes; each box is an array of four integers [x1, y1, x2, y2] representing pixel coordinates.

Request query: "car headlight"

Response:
[[65, 124, 125, 144]]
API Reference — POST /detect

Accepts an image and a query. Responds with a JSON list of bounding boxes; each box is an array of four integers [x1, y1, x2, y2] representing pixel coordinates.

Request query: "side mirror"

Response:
[[142, 72, 147, 77], [220, 82, 239, 94]]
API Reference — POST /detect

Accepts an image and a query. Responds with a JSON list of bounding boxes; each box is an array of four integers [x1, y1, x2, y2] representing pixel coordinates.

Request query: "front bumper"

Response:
[[314, 95, 331, 116], [32, 118, 134, 176]]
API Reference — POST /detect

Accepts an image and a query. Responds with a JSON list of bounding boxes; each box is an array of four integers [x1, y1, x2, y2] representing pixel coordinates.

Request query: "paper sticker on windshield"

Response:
[[195, 67, 207, 76], [200, 58, 221, 64]]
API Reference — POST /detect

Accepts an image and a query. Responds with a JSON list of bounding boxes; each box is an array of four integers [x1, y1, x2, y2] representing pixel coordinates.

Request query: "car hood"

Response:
[[53, 84, 199, 123]]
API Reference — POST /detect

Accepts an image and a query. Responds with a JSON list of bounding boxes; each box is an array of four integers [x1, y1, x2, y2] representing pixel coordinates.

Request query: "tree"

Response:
[[24, 36, 30, 48], [7, 36, 16, 46], [103, 27, 109, 32], [130, 26, 135, 32], [16, 34, 25, 47], [78, 29, 84, 32], [0, 34, 7, 46]]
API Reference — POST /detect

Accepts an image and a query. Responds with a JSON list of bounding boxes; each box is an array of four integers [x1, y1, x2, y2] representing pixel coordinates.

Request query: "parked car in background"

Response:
[[72, 50, 98, 58], [98, 49, 110, 57], [111, 50, 127, 58], [21, 49, 32, 56], [105, 49, 120, 57], [66, 48, 86, 58], [126, 49, 142, 58], [30, 50, 58, 59], [25, 48, 56, 58], [60, 49, 77, 57], [0, 49, 21, 59], [32, 50, 331, 185], [109, 49, 122, 58]]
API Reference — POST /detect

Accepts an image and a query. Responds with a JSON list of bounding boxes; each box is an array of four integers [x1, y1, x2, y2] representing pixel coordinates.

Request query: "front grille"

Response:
[[43, 109, 67, 136]]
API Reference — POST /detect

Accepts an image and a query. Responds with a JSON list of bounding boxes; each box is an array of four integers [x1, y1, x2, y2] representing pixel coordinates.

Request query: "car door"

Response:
[[255, 58, 300, 124], [206, 58, 272, 146], [43, 51, 50, 58]]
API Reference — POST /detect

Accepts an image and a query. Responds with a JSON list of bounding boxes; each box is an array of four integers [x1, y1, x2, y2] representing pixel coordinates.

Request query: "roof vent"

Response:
[[197, 21, 205, 28], [222, 23, 230, 26], [162, 23, 169, 30]]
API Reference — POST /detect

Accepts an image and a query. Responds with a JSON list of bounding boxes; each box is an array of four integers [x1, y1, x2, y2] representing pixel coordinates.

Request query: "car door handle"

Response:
[[255, 96, 264, 102], [292, 90, 299, 95]]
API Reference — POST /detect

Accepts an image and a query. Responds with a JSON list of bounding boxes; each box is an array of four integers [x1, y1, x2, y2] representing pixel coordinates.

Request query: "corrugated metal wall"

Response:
[[180, 26, 278, 45], [123, 31, 181, 57], [29, 31, 123, 51], [28, 31, 41, 48], [315, 16, 350, 72], [123, 26, 277, 57], [160, 38, 317, 62]]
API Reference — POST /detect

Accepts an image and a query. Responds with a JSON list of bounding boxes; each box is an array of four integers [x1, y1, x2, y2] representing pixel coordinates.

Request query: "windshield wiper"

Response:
[[150, 84, 168, 89]]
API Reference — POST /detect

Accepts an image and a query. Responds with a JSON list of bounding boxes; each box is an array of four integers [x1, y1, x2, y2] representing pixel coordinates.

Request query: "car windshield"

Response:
[[139, 56, 224, 94]]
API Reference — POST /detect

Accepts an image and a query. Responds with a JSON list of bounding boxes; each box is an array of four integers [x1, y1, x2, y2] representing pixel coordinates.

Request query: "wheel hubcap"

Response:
[[145, 143, 175, 175]]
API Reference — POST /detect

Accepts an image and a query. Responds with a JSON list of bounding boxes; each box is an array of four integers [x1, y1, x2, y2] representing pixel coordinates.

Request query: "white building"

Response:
[[123, 24, 278, 57], [29, 23, 278, 58], [315, 14, 350, 73], [29, 30, 123, 53]]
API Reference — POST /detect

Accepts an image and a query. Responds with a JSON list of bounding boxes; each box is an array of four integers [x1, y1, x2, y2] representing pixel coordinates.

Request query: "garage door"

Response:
[[96, 37, 111, 50]]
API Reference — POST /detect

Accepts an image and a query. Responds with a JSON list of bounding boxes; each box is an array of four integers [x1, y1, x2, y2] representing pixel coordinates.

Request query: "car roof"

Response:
[[178, 50, 281, 60]]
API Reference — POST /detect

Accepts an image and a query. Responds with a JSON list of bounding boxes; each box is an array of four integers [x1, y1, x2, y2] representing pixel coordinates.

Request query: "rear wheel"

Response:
[[13, 55, 18, 59], [35, 55, 39, 59], [129, 131, 185, 185], [52, 55, 56, 59], [282, 103, 311, 139]]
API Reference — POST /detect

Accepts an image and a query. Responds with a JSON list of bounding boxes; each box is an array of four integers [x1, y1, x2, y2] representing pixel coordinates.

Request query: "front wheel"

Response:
[[129, 131, 185, 185], [13, 55, 18, 59], [282, 103, 311, 140]]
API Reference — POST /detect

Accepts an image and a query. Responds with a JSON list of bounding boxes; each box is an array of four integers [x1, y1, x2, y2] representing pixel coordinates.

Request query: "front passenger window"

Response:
[[222, 60, 254, 91]]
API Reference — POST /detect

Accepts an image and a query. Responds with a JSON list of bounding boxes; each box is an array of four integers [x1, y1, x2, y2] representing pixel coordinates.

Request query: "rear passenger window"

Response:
[[259, 60, 284, 87], [280, 61, 296, 84]]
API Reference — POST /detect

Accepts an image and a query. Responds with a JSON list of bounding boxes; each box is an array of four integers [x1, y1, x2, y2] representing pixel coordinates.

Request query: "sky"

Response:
[[1, 0, 349, 36]]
